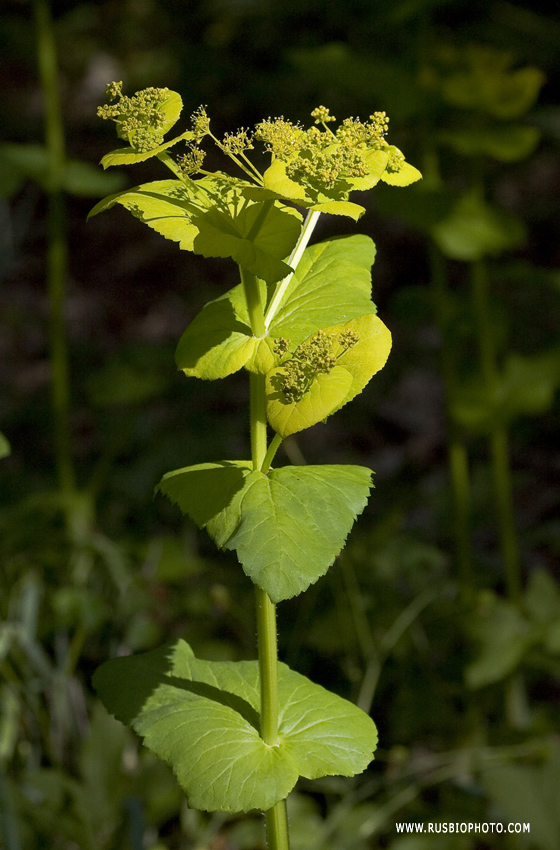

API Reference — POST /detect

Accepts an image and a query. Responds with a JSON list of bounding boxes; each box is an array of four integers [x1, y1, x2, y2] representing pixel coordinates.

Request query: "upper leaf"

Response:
[[268, 234, 376, 341], [260, 155, 390, 220], [157, 463, 373, 602], [101, 130, 194, 169], [88, 176, 302, 284], [267, 313, 392, 437], [98, 85, 190, 166], [175, 234, 378, 380], [93, 639, 378, 813]]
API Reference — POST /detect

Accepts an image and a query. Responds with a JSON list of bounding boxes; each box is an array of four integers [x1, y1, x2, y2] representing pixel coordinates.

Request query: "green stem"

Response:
[[471, 259, 521, 601], [261, 433, 282, 474], [240, 268, 266, 339], [265, 800, 290, 850], [428, 244, 472, 595], [250, 372, 268, 471], [245, 274, 290, 850], [34, 0, 76, 499], [255, 586, 279, 745]]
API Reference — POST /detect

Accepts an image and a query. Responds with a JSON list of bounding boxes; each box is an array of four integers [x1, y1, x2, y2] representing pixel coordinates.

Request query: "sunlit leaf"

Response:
[[89, 176, 302, 284], [269, 234, 377, 341], [380, 161, 422, 187], [267, 313, 391, 437], [100, 130, 193, 168], [308, 200, 365, 219], [175, 235, 378, 380], [93, 639, 378, 813], [175, 292, 256, 379]]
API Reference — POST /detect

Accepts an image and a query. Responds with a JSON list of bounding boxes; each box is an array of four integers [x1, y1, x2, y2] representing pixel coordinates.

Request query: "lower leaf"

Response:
[[93, 640, 378, 814]]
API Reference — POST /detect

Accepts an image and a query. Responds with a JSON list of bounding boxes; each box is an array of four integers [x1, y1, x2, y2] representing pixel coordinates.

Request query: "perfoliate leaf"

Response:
[[155, 89, 184, 135], [380, 161, 423, 187], [93, 639, 378, 813], [88, 176, 302, 284], [308, 200, 365, 219], [157, 461, 252, 547], [175, 235, 378, 380], [262, 158, 309, 203], [100, 130, 193, 168], [267, 313, 391, 438], [347, 149, 390, 190], [261, 156, 386, 220], [268, 234, 377, 341], [101, 88, 189, 166], [157, 463, 373, 602]]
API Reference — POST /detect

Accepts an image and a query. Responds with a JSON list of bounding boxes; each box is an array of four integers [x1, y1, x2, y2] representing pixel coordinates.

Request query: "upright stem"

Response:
[[244, 265, 290, 850], [265, 800, 290, 850], [34, 0, 76, 499], [471, 259, 521, 601], [428, 244, 472, 597], [255, 585, 279, 745], [241, 268, 266, 339]]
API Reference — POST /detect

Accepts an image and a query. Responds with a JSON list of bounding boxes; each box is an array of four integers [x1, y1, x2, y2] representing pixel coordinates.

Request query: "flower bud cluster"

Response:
[[254, 107, 402, 193], [219, 130, 254, 157], [177, 147, 206, 177], [277, 329, 359, 403], [97, 82, 169, 153]]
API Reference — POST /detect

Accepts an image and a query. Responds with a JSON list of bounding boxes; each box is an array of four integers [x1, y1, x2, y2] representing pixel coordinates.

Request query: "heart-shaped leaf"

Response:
[[93, 639, 378, 813], [267, 313, 392, 437], [158, 463, 372, 602]]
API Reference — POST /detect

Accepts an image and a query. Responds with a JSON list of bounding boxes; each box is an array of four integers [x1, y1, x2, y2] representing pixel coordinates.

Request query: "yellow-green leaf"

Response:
[[267, 313, 392, 437]]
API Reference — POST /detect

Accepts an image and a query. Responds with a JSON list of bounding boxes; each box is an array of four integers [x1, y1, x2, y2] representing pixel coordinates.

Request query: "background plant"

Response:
[[1, 1, 560, 849]]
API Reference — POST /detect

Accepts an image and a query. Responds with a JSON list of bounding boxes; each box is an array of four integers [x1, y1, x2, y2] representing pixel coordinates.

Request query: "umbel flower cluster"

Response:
[[97, 81, 169, 153], [255, 106, 402, 190], [95, 82, 419, 199], [274, 329, 359, 403]]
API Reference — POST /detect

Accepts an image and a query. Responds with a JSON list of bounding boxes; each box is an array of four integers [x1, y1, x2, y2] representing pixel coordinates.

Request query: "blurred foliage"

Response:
[[1, 0, 560, 847]]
